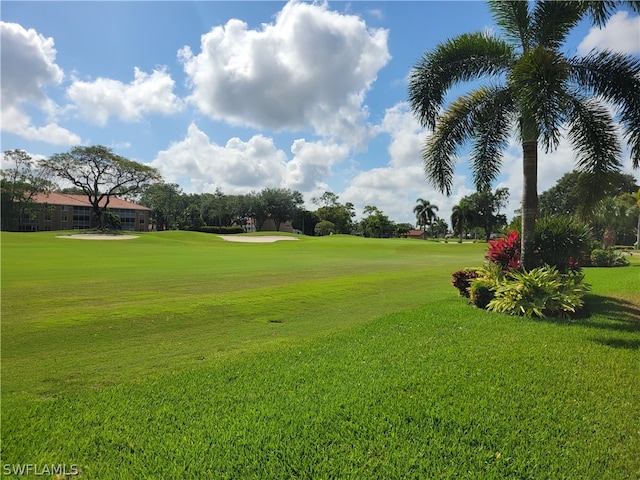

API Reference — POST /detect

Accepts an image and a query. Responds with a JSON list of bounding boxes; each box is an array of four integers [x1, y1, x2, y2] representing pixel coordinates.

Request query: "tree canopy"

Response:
[[41, 145, 160, 230], [1, 149, 55, 231], [408, 0, 640, 269]]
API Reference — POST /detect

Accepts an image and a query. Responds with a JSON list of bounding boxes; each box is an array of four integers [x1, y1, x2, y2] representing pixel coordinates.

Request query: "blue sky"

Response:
[[2, 1, 639, 226]]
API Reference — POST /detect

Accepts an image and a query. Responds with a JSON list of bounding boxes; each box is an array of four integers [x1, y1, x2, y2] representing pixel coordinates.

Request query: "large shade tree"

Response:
[[1, 149, 55, 231], [41, 145, 161, 230], [408, 0, 640, 270]]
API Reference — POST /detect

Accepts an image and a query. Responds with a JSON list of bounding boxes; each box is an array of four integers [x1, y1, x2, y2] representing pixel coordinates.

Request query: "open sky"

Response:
[[2, 1, 639, 226]]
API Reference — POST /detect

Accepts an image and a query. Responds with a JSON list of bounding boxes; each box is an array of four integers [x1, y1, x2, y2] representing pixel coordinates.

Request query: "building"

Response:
[[22, 192, 151, 232], [406, 229, 428, 240]]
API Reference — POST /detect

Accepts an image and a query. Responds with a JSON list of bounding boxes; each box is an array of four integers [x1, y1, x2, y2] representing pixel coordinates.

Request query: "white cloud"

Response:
[[0, 21, 64, 107], [0, 22, 79, 145], [179, 0, 390, 145], [578, 11, 640, 55], [150, 123, 348, 197], [285, 138, 349, 192], [67, 67, 184, 126], [337, 102, 464, 225]]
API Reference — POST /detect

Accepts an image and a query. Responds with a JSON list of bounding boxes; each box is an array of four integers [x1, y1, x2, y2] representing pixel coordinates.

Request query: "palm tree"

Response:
[[451, 200, 474, 243], [408, 0, 640, 270], [413, 198, 439, 235]]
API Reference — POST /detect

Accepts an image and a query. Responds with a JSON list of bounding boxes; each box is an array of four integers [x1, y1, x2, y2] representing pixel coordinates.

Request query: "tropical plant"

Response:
[[408, 0, 640, 270], [487, 266, 590, 318], [468, 262, 505, 309], [533, 216, 590, 272], [451, 200, 474, 243], [486, 230, 521, 271], [413, 198, 438, 234], [451, 268, 479, 297]]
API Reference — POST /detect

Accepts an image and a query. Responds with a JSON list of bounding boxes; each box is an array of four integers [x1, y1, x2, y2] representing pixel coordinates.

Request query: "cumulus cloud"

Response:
[[285, 138, 349, 192], [179, 0, 390, 145], [151, 123, 347, 196], [578, 11, 640, 55], [0, 21, 64, 106], [338, 102, 462, 224], [67, 67, 184, 126], [0, 21, 79, 145]]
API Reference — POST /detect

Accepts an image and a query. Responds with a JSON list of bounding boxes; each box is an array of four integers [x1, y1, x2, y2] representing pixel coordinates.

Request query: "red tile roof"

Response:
[[407, 229, 426, 236], [32, 192, 150, 210]]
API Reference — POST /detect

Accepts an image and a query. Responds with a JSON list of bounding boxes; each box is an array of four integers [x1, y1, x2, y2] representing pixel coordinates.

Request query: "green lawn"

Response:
[[1, 231, 639, 479]]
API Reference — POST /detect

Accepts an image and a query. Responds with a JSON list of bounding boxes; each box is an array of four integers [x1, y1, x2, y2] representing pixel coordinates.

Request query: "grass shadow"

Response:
[[592, 338, 640, 350], [579, 294, 640, 333]]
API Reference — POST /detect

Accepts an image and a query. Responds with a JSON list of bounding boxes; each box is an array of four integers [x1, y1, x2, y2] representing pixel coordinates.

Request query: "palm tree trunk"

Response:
[[521, 139, 538, 271]]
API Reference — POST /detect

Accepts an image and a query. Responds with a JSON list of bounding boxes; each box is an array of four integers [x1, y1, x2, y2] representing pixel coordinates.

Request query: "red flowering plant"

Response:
[[485, 231, 521, 272]]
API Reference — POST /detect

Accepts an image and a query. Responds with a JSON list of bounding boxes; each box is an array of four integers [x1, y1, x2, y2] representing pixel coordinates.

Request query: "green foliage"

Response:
[[314, 220, 336, 236], [487, 266, 590, 318], [1, 149, 55, 231], [103, 210, 122, 230], [534, 216, 590, 272], [468, 262, 503, 308], [312, 192, 355, 234], [198, 226, 245, 234], [589, 247, 630, 267], [451, 268, 479, 297]]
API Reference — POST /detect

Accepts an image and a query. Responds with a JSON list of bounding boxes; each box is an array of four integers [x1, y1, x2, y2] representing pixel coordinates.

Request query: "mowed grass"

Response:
[[1, 231, 639, 479]]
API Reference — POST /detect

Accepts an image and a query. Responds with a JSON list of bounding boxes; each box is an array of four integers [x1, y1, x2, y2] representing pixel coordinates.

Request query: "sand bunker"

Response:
[[217, 235, 299, 243]]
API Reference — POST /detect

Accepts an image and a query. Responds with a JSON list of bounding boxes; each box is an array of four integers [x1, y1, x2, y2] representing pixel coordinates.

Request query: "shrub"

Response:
[[486, 266, 591, 318], [451, 269, 479, 297], [468, 263, 504, 308], [486, 230, 521, 271], [198, 226, 245, 234], [534, 216, 590, 272], [589, 248, 630, 267]]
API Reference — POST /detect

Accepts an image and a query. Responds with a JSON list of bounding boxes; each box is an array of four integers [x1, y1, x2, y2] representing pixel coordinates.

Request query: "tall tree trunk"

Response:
[[521, 139, 538, 271], [603, 226, 616, 248]]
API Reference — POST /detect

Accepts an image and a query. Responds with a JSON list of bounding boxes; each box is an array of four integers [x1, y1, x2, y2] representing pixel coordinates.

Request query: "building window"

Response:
[[62, 205, 68, 211], [62, 215, 67, 222]]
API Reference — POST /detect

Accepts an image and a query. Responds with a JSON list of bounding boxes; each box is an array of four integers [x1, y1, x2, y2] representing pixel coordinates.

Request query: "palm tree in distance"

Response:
[[408, 0, 640, 270], [451, 200, 474, 244], [413, 198, 439, 235]]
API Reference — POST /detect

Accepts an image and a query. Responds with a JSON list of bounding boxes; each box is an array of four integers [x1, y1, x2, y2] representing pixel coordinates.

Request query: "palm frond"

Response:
[[579, 1, 640, 27], [531, 1, 583, 49], [488, 0, 532, 50], [510, 47, 570, 151], [423, 87, 515, 195], [566, 95, 622, 207], [470, 87, 516, 191], [408, 32, 515, 130], [569, 51, 640, 167]]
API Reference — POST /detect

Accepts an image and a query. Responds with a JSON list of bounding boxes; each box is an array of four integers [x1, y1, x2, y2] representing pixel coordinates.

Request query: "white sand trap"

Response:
[[57, 234, 139, 240], [217, 235, 299, 243]]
